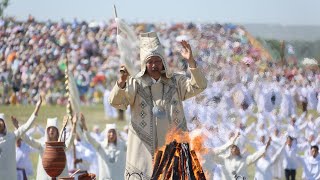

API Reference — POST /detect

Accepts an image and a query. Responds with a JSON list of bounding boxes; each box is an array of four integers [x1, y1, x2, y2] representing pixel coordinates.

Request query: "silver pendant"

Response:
[[152, 105, 166, 119]]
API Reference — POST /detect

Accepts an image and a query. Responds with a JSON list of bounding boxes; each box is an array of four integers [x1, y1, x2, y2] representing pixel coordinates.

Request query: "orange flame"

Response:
[[154, 128, 209, 180]]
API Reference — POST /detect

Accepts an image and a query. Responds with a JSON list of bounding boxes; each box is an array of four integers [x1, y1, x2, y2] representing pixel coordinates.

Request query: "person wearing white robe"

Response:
[[22, 116, 77, 180], [282, 135, 303, 180], [90, 125, 104, 142], [81, 115, 126, 180], [0, 98, 41, 180], [66, 133, 95, 173], [270, 126, 285, 179], [306, 84, 317, 110], [254, 143, 285, 180], [103, 89, 118, 119], [108, 34, 207, 180], [317, 93, 320, 113], [214, 137, 272, 180], [16, 139, 35, 180], [299, 145, 320, 180], [200, 130, 240, 180]]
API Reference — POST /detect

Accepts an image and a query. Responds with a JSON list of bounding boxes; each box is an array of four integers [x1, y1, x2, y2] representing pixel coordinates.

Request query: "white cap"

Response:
[[0, 113, 4, 120], [105, 123, 116, 133], [46, 117, 58, 129], [93, 125, 100, 131]]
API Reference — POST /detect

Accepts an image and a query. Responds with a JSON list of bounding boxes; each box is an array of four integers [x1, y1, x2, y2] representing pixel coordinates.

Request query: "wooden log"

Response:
[[151, 150, 163, 178], [172, 156, 180, 180], [178, 144, 185, 180], [152, 141, 177, 180], [181, 143, 196, 180], [164, 158, 173, 180], [163, 146, 177, 179], [190, 150, 206, 180]]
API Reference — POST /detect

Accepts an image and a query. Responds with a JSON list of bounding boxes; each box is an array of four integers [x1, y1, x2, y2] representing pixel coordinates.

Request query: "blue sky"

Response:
[[4, 0, 320, 25]]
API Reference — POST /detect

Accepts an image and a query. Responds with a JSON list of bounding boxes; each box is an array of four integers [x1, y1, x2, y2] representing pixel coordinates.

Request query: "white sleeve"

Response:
[[22, 134, 43, 151], [14, 113, 37, 139]]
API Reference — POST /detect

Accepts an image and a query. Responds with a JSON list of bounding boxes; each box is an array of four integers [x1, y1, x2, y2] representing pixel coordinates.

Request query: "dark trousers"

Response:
[[302, 101, 308, 112], [285, 169, 296, 180]]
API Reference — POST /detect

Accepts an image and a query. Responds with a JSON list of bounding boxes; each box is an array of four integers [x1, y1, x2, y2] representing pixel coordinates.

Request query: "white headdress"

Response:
[[105, 123, 117, 133], [46, 117, 58, 130], [0, 113, 4, 121], [136, 32, 172, 78]]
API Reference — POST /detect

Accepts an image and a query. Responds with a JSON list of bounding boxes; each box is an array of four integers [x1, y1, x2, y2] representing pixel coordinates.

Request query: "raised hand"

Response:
[[72, 114, 78, 125], [11, 116, 19, 129], [266, 137, 272, 150], [232, 132, 241, 144], [180, 40, 196, 68], [118, 65, 129, 88], [34, 96, 42, 116]]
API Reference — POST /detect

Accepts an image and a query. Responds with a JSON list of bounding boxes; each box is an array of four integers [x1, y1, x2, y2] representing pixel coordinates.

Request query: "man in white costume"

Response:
[[254, 142, 285, 180], [22, 115, 78, 180], [0, 97, 41, 180], [214, 137, 272, 180], [270, 125, 285, 179], [299, 145, 320, 180], [81, 114, 126, 180], [109, 32, 207, 179], [66, 133, 95, 173], [103, 88, 118, 119], [16, 137, 35, 180], [282, 135, 302, 180]]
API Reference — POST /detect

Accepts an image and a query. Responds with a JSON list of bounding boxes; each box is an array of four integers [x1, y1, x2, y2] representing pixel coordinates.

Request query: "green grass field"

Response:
[[1, 104, 312, 179]]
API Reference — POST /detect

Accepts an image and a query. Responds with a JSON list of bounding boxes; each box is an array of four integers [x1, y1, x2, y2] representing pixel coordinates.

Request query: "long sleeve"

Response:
[[270, 144, 285, 164], [176, 67, 207, 101], [84, 131, 102, 150], [22, 134, 43, 151], [213, 154, 226, 164], [14, 113, 37, 139], [246, 149, 265, 165], [84, 131, 111, 167], [108, 77, 137, 110], [296, 112, 306, 125], [213, 138, 236, 155], [65, 131, 75, 151], [245, 122, 256, 135]]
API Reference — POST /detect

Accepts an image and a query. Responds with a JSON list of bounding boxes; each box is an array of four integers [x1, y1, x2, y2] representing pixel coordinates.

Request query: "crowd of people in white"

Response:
[[1, 17, 320, 180]]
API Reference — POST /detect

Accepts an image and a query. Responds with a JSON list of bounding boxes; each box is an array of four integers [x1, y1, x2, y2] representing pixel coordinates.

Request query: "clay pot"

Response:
[[42, 141, 66, 178]]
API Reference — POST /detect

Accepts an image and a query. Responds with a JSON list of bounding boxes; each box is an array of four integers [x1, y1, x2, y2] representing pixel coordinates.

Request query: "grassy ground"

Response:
[[1, 104, 315, 179]]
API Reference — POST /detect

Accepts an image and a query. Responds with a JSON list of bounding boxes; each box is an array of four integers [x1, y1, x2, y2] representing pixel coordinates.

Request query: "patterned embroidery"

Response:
[[171, 99, 178, 105], [140, 101, 146, 109], [140, 120, 147, 128], [174, 108, 180, 114], [174, 118, 181, 125], [140, 111, 146, 118], [165, 88, 177, 102], [137, 85, 153, 107], [126, 162, 151, 180], [131, 121, 152, 147]]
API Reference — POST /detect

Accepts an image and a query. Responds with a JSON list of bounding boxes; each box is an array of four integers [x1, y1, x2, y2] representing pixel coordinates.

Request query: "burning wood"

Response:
[[191, 150, 206, 180], [152, 140, 206, 180]]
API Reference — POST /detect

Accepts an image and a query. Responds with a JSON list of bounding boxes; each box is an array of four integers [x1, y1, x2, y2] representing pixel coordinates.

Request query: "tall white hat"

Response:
[[136, 32, 172, 78], [46, 117, 58, 129]]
